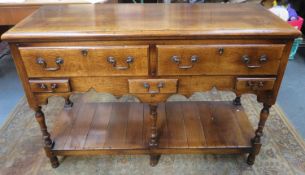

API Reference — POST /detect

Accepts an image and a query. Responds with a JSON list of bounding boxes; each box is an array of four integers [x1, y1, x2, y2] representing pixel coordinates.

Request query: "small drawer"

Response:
[[157, 44, 285, 76], [128, 79, 178, 94], [19, 45, 149, 77], [235, 77, 276, 91], [29, 79, 71, 93]]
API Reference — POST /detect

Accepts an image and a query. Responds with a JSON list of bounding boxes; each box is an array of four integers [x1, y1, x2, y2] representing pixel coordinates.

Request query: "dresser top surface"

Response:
[[2, 3, 300, 41]]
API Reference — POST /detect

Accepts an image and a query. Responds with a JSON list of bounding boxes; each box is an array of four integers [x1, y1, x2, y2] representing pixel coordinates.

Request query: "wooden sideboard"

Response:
[[1, 4, 300, 168]]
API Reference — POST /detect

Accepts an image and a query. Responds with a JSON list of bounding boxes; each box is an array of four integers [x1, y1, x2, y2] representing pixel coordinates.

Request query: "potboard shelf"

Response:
[[51, 97, 254, 156]]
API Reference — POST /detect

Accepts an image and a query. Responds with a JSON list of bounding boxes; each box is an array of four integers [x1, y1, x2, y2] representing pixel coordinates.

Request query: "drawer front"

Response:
[[29, 79, 71, 93], [235, 77, 276, 91], [19, 45, 149, 77], [128, 79, 178, 94], [157, 44, 285, 76]]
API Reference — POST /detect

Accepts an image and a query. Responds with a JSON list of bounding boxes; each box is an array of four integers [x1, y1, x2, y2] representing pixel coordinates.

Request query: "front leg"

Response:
[[150, 154, 161, 167], [149, 104, 158, 147], [35, 106, 59, 168], [233, 96, 241, 106], [247, 103, 271, 165], [148, 104, 161, 166]]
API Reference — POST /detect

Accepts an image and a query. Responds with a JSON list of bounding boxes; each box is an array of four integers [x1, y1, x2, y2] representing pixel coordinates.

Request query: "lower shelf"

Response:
[[51, 98, 255, 156]]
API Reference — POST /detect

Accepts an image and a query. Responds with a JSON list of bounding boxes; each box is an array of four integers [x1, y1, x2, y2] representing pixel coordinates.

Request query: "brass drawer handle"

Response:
[[218, 48, 224, 55], [171, 55, 198, 69], [51, 83, 58, 90], [39, 83, 47, 89], [36, 57, 64, 71], [107, 56, 134, 70], [143, 82, 164, 94], [242, 55, 268, 69], [247, 81, 264, 91]]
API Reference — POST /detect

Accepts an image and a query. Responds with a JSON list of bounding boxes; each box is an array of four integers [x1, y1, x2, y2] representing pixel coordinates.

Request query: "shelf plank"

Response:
[[84, 103, 113, 149], [125, 103, 144, 148], [53, 99, 82, 150], [212, 102, 248, 147], [233, 106, 255, 145], [103, 103, 129, 149], [66, 103, 96, 150], [166, 102, 188, 148], [181, 102, 206, 148], [197, 102, 224, 147]]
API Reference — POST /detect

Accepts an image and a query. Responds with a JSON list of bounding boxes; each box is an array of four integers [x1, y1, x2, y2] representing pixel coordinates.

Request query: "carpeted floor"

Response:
[[0, 91, 305, 175]]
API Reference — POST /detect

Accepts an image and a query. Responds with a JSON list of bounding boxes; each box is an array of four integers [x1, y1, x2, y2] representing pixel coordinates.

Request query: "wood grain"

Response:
[[0, 5, 38, 26], [19, 46, 149, 77], [84, 103, 113, 149], [103, 103, 129, 149], [1, 4, 300, 42], [125, 103, 144, 148], [65, 103, 96, 150], [52, 100, 253, 153], [157, 44, 285, 76], [181, 102, 206, 148], [166, 102, 188, 148]]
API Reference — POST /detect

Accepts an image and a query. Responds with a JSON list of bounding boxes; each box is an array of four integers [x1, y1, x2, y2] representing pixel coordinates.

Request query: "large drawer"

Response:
[[19, 45, 149, 77], [157, 44, 285, 76]]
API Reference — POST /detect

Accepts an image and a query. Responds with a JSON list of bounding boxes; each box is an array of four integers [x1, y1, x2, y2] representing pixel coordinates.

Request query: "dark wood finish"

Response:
[[233, 96, 241, 106], [150, 154, 161, 167], [1, 4, 300, 168], [149, 104, 158, 148], [35, 107, 59, 168], [247, 104, 271, 165]]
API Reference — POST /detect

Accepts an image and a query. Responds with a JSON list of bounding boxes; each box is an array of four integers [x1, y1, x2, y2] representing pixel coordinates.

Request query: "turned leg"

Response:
[[247, 103, 271, 165], [64, 98, 73, 108], [35, 107, 59, 168], [233, 96, 241, 106], [150, 154, 161, 167], [148, 104, 161, 166], [149, 104, 158, 147]]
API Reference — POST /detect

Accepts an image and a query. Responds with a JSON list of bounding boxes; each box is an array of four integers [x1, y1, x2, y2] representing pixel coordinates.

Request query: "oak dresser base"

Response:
[[2, 3, 300, 169]]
